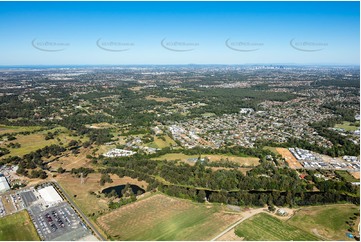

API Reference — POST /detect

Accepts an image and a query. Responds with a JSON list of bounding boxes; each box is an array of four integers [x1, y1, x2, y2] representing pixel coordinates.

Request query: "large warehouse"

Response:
[[0, 175, 10, 193], [38, 185, 63, 206]]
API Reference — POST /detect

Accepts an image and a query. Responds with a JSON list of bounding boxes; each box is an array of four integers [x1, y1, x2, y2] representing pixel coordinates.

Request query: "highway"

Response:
[[51, 180, 106, 241]]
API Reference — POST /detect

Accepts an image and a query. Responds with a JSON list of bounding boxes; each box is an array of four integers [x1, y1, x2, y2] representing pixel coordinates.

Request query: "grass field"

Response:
[[0, 210, 40, 241], [56, 173, 148, 217], [146, 135, 177, 149], [0, 125, 42, 135], [288, 204, 360, 241], [263, 146, 280, 155], [152, 153, 199, 161], [334, 121, 359, 132], [153, 153, 259, 166], [97, 193, 242, 240], [0, 126, 87, 158], [235, 213, 319, 241], [335, 170, 359, 182]]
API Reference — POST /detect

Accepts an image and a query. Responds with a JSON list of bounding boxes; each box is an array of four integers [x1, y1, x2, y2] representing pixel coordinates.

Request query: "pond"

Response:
[[102, 184, 145, 197]]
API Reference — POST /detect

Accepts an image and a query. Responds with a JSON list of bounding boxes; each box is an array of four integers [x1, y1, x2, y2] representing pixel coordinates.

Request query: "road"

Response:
[[51, 180, 106, 241], [210, 207, 266, 241]]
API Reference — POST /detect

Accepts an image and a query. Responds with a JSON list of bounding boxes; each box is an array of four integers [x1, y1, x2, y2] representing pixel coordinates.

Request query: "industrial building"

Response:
[[0, 174, 10, 193], [38, 186, 63, 206]]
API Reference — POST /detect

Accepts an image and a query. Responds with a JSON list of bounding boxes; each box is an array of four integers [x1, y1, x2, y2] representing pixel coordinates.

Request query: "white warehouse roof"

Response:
[[0, 176, 10, 192], [38, 186, 63, 204]]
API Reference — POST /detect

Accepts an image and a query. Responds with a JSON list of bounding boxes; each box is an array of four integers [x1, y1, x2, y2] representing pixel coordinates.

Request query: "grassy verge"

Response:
[[0, 210, 40, 241]]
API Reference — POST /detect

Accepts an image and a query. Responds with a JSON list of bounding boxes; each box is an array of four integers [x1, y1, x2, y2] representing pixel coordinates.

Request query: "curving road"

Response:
[[51, 180, 106, 241]]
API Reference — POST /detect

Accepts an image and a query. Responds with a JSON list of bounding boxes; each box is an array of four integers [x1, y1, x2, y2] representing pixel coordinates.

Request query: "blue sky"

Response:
[[0, 1, 359, 65]]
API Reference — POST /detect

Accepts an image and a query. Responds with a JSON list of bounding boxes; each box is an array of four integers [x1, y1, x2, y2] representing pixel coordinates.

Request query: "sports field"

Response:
[[288, 204, 360, 241], [235, 212, 319, 241], [0, 210, 40, 241], [97, 193, 242, 240]]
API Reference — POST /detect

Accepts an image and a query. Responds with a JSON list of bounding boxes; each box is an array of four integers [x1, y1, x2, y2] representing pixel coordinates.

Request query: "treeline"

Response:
[[101, 153, 359, 207], [159, 185, 359, 207]]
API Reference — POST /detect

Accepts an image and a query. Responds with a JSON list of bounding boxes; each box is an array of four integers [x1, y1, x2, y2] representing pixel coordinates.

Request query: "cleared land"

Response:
[[97, 194, 242, 240], [205, 155, 259, 166], [153, 153, 259, 166], [145, 95, 174, 102], [288, 204, 360, 241], [276, 148, 302, 169], [350, 171, 360, 179], [56, 173, 148, 217], [0, 210, 40, 241], [235, 212, 319, 241], [49, 147, 93, 171]]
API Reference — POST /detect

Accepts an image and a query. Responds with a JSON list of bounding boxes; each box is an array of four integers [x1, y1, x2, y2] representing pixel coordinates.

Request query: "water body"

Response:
[[102, 184, 145, 197]]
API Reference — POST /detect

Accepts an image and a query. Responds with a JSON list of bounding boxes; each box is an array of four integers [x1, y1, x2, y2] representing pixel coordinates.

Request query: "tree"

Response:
[[57, 167, 65, 174], [197, 190, 206, 203]]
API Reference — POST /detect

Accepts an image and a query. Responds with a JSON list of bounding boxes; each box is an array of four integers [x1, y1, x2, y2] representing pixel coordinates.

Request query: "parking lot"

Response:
[[28, 202, 91, 241]]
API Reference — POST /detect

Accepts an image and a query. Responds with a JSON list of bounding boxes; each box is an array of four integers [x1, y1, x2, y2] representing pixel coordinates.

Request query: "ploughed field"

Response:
[[97, 193, 242, 240]]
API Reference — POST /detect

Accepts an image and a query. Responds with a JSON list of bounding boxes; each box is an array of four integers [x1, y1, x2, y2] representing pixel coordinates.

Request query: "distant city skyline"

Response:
[[0, 1, 359, 65]]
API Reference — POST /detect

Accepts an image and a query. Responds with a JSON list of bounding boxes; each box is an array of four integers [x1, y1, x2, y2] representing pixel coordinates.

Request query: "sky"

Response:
[[0, 1, 359, 65]]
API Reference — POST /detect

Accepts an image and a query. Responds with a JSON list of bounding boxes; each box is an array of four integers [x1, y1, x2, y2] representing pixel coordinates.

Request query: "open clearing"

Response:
[[0, 125, 42, 135], [56, 173, 148, 217], [153, 153, 259, 166], [349, 171, 360, 179], [97, 193, 242, 240], [235, 212, 319, 241], [263, 146, 280, 155], [152, 153, 198, 161], [0, 210, 40, 241], [145, 95, 174, 102], [334, 121, 359, 132], [146, 135, 177, 149], [276, 148, 302, 169], [335, 170, 359, 182], [49, 147, 93, 171], [205, 155, 259, 166], [288, 204, 360, 241], [0, 127, 86, 158]]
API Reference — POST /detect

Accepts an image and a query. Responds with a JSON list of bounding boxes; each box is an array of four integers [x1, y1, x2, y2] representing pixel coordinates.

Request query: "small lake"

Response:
[[102, 184, 145, 197]]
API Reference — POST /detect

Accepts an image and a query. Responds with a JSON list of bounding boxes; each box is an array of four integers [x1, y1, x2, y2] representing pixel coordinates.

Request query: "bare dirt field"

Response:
[[276, 148, 303, 169], [97, 193, 242, 241], [350, 171, 360, 179], [49, 147, 93, 171], [205, 155, 259, 166]]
